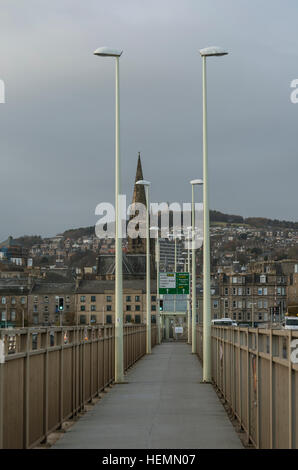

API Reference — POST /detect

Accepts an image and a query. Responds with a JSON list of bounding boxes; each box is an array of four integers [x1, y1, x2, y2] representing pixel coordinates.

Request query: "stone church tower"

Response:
[[127, 152, 147, 255]]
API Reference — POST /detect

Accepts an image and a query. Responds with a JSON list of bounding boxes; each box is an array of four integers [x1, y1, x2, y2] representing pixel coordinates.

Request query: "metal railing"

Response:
[[196, 325, 298, 449], [0, 324, 157, 449]]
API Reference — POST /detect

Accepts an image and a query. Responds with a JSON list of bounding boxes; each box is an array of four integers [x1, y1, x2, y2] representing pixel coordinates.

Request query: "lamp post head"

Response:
[[199, 46, 228, 57], [136, 179, 151, 187], [190, 179, 203, 185], [93, 47, 123, 57]]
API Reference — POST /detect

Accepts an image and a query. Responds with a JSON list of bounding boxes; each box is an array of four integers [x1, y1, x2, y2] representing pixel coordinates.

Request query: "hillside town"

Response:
[[0, 157, 297, 329]]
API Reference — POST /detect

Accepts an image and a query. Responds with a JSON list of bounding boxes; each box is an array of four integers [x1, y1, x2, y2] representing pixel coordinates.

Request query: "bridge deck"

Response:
[[52, 342, 243, 449]]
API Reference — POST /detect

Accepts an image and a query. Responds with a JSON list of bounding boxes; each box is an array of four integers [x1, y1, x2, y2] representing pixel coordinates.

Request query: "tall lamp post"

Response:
[[136, 179, 151, 354], [186, 226, 192, 344], [199, 46, 228, 382], [151, 226, 161, 344], [190, 179, 203, 353], [94, 47, 124, 382]]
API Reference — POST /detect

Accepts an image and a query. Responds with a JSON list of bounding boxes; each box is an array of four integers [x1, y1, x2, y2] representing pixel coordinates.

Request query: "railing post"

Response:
[[269, 329, 273, 449], [288, 330, 293, 449], [59, 328, 64, 428], [238, 329, 242, 428], [24, 329, 30, 449], [90, 327, 93, 401], [246, 329, 250, 445], [256, 330, 260, 449], [43, 329, 49, 443], [0, 332, 5, 449]]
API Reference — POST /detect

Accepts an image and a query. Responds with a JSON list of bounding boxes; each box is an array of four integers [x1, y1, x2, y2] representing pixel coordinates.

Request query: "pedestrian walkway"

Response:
[[52, 342, 243, 449]]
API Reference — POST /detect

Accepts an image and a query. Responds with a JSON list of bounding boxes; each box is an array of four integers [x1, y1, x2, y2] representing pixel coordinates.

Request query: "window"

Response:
[[10, 311, 16, 321], [33, 304, 38, 313], [33, 314, 39, 325], [213, 300, 218, 309], [125, 314, 132, 323], [44, 305, 48, 312], [106, 315, 112, 324], [247, 288, 251, 295], [233, 312, 236, 320], [21, 297, 26, 304], [66, 296, 70, 303], [238, 301, 242, 309], [80, 305, 86, 311], [233, 288, 236, 295], [91, 315, 96, 324], [126, 296, 131, 302], [106, 305, 112, 311], [224, 299, 229, 308], [258, 300, 262, 308], [258, 313, 262, 320], [80, 315, 86, 324], [247, 312, 251, 320], [1, 311, 6, 321], [135, 296, 140, 302], [151, 315, 156, 324], [238, 312, 242, 320], [135, 305, 140, 311], [260, 275, 266, 283], [224, 287, 228, 295], [32, 333, 38, 350], [258, 288, 262, 295], [91, 305, 96, 311], [135, 315, 141, 324], [1, 297, 6, 304], [80, 296, 86, 302], [152, 305, 156, 311], [34, 296, 38, 303], [106, 296, 112, 302], [263, 300, 268, 308], [232, 277, 238, 284], [44, 296, 49, 303], [11, 297, 16, 304], [233, 300, 237, 308], [238, 288, 243, 296], [151, 295, 156, 302], [126, 305, 131, 311], [263, 287, 268, 295], [91, 295, 96, 302]]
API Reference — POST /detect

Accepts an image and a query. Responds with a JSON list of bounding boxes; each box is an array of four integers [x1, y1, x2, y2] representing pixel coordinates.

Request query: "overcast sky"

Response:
[[0, 0, 297, 240]]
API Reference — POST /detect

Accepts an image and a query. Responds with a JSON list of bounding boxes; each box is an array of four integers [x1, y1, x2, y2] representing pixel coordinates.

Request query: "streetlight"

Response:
[[136, 179, 151, 354], [94, 46, 124, 383], [199, 46, 228, 382], [186, 226, 192, 344], [151, 226, 161, 344], [190, 179, 203, 354]]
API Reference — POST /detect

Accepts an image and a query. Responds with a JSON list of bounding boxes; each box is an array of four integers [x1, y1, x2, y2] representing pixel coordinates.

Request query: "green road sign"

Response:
[[159, 272, 189, 295], [159, 272, 177, 294], [176, 272, 190, 295]]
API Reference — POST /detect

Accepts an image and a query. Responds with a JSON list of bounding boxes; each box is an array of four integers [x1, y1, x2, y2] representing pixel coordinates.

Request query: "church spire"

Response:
[[132, 152, 146, 206]]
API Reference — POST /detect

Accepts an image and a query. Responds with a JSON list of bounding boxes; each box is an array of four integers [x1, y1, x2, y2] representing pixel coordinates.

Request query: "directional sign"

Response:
[[159, 272, 189, 295], [176, 272, 190, 295], [159, 272, 176, 294]]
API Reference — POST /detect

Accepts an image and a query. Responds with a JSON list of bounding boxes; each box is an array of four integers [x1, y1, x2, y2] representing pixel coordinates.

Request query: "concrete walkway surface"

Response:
[[52, 342, 243, 449]]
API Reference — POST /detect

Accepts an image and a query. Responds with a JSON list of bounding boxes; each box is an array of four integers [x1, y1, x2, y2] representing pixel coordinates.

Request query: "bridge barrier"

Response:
[[196, 325, 298, 449], [0, 324, 157, 449]]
